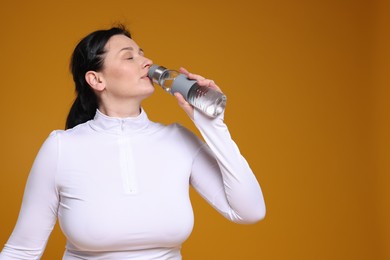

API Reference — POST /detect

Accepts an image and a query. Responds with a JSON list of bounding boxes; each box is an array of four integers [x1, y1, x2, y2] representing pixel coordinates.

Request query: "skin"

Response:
[[86, 35, 221, 119]]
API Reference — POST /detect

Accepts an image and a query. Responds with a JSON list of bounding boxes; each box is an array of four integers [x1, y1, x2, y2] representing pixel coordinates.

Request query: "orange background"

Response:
[[0, 0, 389, 259]]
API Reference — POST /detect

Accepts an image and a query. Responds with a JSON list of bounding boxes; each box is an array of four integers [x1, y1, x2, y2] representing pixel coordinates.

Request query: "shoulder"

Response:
[[38, 122, 91, 153], [49, 121, 91, 141], [32, 130, 63, 161], [164, 123, 205, 149], [165, 122, 195, 137]]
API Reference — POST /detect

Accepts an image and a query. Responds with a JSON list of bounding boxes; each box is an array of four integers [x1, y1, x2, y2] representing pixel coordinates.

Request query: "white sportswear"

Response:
[[0, 109, 265, 259]]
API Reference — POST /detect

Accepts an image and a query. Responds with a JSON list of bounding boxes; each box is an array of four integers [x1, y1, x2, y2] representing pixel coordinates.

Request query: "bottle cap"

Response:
[[148, 64, 167, 84]]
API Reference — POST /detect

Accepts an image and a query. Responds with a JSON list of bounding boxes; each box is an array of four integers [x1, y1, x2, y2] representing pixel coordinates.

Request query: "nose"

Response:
[[142, 56, 153, 69]]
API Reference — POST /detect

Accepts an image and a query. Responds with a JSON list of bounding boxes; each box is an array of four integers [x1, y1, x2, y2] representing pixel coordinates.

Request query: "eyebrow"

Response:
[[119, 47, 144, 53]]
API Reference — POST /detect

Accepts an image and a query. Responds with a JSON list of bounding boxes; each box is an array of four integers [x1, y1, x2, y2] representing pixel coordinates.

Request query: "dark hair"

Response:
[[65, 25, 132, 129]]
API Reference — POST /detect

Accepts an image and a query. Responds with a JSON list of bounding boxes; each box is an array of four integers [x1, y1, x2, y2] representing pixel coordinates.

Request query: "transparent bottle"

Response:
[[148, 64, 227, 118]]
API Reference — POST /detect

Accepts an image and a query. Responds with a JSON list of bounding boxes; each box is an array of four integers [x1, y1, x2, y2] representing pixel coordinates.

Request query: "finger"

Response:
[[179, 67, 205, 81], [174, 92, 188, 106], [179, 67, 189, 75], [208, 80, 222, 92], [174, 92, 194, 119], [196, 79, 222, 92], [179, 67, 221, 92]]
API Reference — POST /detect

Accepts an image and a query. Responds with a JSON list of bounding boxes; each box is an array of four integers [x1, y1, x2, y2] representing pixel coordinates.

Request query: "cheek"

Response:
[[109, 66, 130, 78], [105, 66, 137, 85]]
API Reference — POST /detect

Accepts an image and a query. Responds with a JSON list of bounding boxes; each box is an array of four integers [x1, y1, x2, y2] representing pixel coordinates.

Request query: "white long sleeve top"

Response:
[[0, 109, 265, 260]]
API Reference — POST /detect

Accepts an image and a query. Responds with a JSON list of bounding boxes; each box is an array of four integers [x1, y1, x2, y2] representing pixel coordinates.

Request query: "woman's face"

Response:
[[99, 34, 154, 102]]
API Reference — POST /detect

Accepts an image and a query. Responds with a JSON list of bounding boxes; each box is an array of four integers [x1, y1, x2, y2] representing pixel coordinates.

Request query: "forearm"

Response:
[[191, 110, 266, 223]]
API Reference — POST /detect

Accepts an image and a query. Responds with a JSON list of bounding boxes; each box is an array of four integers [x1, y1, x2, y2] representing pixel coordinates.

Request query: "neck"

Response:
[[98, 101, 141, 118]]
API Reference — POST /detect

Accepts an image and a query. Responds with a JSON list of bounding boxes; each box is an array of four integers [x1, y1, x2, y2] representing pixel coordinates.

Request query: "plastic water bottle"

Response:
[[148, 64, 227, 118]]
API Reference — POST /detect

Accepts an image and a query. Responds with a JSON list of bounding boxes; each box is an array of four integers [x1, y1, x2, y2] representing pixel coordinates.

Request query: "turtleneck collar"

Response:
[[88, 108, 150, 135]]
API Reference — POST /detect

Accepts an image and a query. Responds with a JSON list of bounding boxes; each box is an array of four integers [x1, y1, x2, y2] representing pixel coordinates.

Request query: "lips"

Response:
[[141, 75, 153, 84]]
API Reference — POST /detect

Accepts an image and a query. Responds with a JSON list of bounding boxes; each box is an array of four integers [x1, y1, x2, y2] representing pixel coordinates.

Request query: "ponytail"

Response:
[[65, 89, 98, 129]]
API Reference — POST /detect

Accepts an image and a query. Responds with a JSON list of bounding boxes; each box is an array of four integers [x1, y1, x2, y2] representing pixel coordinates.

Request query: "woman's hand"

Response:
[[174, 67, 221, 120]]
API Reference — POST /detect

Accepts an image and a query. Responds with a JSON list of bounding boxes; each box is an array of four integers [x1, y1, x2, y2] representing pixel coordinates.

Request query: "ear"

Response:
[[85, 71, 105, 92]]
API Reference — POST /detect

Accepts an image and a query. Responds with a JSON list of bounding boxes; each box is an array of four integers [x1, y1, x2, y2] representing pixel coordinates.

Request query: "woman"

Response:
[[0, 25, 265, 259]]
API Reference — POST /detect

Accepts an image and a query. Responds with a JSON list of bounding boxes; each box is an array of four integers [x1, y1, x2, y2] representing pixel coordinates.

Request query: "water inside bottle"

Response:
[[159, 70, 180, 93], [187, 84, 226, 117]]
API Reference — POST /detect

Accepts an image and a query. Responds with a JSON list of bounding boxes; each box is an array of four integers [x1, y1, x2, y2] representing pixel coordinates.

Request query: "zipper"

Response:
[[119, 120, 138, 194]]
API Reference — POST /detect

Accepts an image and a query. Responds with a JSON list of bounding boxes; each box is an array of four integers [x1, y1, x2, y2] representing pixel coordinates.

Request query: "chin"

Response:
[[143, 87, 155, 98]]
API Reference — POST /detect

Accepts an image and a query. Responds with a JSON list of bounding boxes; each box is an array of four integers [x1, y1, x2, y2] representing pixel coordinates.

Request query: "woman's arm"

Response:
[[0, 132, 60, 259], [174, 68, 265, 223], [190, 110, 266, 223]]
